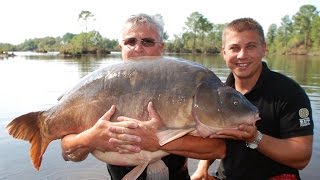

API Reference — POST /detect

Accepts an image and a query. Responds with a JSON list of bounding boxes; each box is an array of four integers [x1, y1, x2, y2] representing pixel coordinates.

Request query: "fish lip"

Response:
[[254, 113, 261, 123], [242, 112, 261, 124]]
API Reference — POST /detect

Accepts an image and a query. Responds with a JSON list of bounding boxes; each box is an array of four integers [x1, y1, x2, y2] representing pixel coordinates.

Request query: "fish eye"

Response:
[[233, 99, 239, 106]]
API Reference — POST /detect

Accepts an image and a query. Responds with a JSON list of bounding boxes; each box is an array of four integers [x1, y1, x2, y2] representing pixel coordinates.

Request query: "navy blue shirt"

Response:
[[218, 62, 314, 180]]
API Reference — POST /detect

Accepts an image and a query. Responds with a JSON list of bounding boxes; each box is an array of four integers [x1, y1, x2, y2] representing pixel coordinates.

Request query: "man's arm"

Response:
[[257, 134, 312, 169], [160, 135, 225, 159], [61, 105, 142, 162], [61, 134, 93, 162], [191, 160, 215, 180], [211, 124, 313, 169]]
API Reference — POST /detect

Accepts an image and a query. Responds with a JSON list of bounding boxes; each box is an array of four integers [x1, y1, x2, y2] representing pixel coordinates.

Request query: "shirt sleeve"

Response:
[[278, 91, 314, 138]]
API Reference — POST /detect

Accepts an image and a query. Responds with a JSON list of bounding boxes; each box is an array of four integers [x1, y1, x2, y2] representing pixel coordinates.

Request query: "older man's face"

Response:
[[120, 24, 164, 60]]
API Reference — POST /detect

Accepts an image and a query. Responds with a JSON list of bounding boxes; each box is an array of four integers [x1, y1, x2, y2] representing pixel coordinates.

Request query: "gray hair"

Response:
[[222, 17, 265, 47], [121, 13, 164, 41]]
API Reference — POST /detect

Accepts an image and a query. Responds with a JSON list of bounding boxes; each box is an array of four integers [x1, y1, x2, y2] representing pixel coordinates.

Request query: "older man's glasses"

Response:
[[123, 38, 161, 47]]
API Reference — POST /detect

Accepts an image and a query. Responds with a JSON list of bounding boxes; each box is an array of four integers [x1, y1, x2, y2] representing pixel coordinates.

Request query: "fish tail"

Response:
[[6, 111, 49, 171]]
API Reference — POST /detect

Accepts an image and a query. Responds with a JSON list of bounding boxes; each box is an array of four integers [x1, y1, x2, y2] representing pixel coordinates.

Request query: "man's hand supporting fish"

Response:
[[61, 105, 142, 162]]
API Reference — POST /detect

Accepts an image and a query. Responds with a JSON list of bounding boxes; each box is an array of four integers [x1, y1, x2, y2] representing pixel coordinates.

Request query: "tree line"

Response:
[[0, 4, 319, 56]]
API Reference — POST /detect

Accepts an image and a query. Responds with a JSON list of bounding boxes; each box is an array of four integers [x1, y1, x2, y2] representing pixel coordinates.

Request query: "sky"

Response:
[[1, 0, 319, 45]]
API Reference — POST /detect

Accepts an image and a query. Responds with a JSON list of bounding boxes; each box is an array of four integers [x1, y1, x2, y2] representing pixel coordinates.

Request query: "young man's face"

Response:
[[120, 24, 164, 60], [222, 30, 266, 80]]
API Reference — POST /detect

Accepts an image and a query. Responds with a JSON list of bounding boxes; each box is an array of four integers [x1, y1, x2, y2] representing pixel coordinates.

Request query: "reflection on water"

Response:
[[0, 52, 319, 179]]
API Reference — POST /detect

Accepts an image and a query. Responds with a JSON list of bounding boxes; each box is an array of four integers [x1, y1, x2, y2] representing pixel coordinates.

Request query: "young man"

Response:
[[61, 13, 225, 180], [191, 18, 314, 180]]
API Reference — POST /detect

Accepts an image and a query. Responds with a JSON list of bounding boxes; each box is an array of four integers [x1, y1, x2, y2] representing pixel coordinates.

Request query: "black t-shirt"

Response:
[[107, 154, 190, 180], [218, 62, 314, 180]]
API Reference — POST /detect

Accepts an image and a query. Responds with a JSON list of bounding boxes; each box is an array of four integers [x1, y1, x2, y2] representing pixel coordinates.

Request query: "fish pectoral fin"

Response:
[[195, 117, 222, 138], [157, 128, 195, 146], [146, 160, 169, 180], [122, 161, 149, 180], [188, 129, 201, 136]]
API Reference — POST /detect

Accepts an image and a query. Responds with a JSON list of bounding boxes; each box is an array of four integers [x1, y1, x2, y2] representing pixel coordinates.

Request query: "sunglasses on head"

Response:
[[123, 37, 161, 47]]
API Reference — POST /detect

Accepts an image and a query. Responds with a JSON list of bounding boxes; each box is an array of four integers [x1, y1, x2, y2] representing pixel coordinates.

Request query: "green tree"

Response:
[[0, 43, 15, 53], [197, 15, 213, 52], [184, 12, 212, 53], [78, 10, 95, 52], [62, 33, 76, 43], [181, 32, 193, 52], [78, 10, 95, 33], [266, 24, 277, 45], [293, 5, 318, 47], [280, 15, 294, 50], [206, 23, 224, 53], [266, 24, 277, 53], [20, 39, 38, 51], [165, 34, 185, 53], [310, 14, 320, 49], [37, 37, 58, 52], [163, 31, 169, 41]]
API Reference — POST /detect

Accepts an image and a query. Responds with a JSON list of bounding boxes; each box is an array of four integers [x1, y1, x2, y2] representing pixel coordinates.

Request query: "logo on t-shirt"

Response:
[[299, 108, 310, 127]]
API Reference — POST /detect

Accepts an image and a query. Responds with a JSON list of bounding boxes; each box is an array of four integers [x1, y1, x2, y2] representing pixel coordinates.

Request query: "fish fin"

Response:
[[188, 129, 201, 136], [6, 111, 48, 171], [157, 128, 195, 146], [195, 118, 222, 137], [146, 160, 169, 180], [122, 161, 149, 180]]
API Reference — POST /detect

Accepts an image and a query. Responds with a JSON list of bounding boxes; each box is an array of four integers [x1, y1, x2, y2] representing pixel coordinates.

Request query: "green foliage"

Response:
[[62, 33, 76, 43], [266, 4, 319, 54], [0, 32, 118, 55], [20, 39, 39, 51], [293, 5, 318, 47], [184, 12, 213, 53], [267, 24, 277, 43], [163, 31, 169, 41], [310, 15, 320, 49], [0, 43, 15, 53], [59, 31, 116, 55]]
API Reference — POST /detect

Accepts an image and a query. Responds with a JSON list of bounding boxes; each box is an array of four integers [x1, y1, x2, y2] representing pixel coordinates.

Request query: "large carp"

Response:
[[6, 56, 259, 180]]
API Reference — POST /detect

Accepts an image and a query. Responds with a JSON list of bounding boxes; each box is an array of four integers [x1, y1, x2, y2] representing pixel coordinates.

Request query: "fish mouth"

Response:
[[192, 110, 261, 138], [238, 112, 261, 125], [254, 113, 261, 121]]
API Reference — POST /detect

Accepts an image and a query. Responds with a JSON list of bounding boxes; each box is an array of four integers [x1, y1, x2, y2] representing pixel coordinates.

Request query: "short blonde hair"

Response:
[[222, 18, 265, 47]]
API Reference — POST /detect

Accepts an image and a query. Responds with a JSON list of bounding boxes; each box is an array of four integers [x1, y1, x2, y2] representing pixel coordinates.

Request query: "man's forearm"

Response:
[[258, 134, 313, 169], [160, 135, 226, 159], [61, 134, 93, 162]]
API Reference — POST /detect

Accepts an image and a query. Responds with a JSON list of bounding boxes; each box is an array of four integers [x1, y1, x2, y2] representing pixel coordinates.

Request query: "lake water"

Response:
[[0, 52, 319, 179]]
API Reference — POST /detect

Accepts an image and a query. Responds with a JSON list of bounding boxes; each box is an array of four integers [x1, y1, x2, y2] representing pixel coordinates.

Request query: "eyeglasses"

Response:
[[123, 37, 161, 47]]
